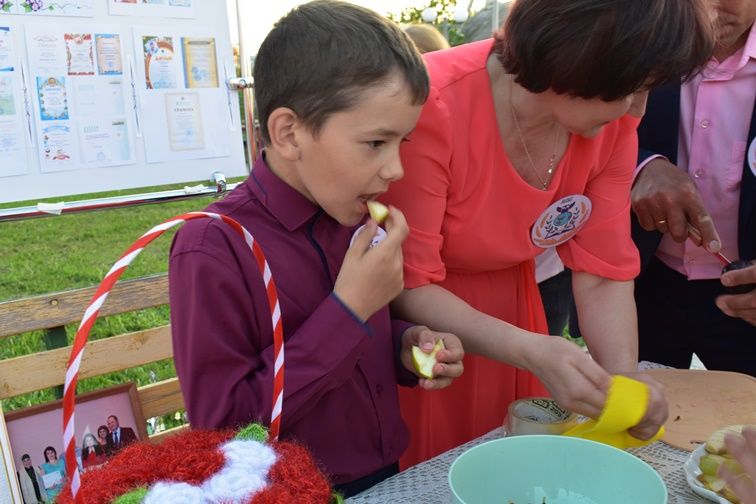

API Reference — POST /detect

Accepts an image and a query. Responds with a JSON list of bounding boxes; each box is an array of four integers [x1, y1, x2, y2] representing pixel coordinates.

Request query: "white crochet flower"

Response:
[[142, 439, 278, 503]]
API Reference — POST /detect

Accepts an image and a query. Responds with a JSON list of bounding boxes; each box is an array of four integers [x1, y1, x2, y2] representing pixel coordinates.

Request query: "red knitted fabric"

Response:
[[56, 429, 332, 503], [56, 430, 232, 504], [252, 442, 332, 504]]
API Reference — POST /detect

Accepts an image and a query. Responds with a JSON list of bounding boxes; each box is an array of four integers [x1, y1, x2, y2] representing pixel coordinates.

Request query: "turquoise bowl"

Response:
[[448, 435, 667, 504]]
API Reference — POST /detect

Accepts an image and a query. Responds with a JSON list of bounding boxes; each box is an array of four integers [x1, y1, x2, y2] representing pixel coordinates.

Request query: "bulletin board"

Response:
[[0, 0, 246, 204]]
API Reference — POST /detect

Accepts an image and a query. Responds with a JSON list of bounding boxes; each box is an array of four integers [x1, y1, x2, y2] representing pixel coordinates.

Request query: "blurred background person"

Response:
[[17, 453, 46, 503], [81, 433, 108, 470], [403, 23, 450, 54]]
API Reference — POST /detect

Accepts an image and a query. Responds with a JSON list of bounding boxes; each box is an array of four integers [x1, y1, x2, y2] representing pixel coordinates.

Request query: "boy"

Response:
[[168, 0, 464, 497]]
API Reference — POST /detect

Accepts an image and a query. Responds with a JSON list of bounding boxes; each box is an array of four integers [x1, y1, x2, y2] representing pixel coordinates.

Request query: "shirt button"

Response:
[[693, 170, 703, 179], [700, 119, 710, 129]]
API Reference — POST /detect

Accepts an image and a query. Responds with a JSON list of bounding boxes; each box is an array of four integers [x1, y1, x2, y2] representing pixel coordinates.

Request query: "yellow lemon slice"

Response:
[[366, 201, 389, 224], [412, 339, 445, 379]]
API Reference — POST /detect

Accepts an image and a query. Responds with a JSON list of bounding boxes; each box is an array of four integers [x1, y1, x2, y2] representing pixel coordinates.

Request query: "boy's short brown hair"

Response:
[[254, 0, 429, 144], [495, 0, 715, 101]]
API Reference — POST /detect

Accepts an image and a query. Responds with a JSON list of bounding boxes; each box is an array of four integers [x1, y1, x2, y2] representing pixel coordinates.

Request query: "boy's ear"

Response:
[[267, 107, 302, 161]]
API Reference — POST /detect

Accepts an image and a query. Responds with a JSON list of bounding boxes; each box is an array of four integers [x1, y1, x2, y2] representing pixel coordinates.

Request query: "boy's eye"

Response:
[[367, 140, 386, 149]]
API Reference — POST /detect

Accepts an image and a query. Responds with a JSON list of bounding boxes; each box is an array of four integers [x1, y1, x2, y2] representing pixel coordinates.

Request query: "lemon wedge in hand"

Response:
[[412, 339, 445, 379], [366, 201, 389, 224]]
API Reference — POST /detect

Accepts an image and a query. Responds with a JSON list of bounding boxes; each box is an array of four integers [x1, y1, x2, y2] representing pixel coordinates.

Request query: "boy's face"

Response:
[[293, 73, 423, 226]]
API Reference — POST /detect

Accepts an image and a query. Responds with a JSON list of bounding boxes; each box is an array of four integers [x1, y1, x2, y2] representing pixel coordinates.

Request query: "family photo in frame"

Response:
[[4, 382, 147, 503]]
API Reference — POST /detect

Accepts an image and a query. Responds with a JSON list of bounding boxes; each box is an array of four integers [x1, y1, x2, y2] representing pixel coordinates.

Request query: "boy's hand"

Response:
[[334, 206, 408, 322], [400, 325, 464, 390]]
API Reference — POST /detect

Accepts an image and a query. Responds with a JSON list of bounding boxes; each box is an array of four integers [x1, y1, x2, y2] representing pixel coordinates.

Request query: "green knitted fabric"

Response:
[[112, 487, 148, 504], [235, 423, 269, 443]]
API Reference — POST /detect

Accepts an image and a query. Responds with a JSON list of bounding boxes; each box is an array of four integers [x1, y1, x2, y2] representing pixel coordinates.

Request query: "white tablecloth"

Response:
[[347, 362, 709, 503]]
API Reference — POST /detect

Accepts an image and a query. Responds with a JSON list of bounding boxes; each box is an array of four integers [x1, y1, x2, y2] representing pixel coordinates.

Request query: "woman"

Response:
[[81, 433, 108, 470], [383, 0, 715, 467], [40, 446, 66, 499], [97, 424, 112, 457]]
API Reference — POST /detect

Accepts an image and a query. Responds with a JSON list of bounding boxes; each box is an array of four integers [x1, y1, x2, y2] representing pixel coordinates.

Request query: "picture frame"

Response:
[[5, 382, 147, 502], [0, 402, 23, 504]]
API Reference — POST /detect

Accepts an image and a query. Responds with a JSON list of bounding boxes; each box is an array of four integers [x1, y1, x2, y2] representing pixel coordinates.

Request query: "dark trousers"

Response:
[[538, 268, 573, 336], [333, 462, 399, 498], [636, 257, 756, 376]]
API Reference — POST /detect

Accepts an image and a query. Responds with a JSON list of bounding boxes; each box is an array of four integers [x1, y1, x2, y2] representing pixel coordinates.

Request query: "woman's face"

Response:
[[45, 448, 57, 462], [84, 435, 96, 448], [98, 427, 108, 439], [546, 90, 649, 138]]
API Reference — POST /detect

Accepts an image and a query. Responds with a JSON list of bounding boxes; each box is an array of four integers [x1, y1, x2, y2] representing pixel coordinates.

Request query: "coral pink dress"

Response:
[[382, 39, 641, 468]]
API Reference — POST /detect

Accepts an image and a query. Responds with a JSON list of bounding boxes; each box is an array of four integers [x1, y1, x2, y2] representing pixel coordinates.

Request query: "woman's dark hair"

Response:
[[43, 446, 56, 463], [254, 0, 429, 144], [97, 425, 109, 437], [495, 0, 715, 100]]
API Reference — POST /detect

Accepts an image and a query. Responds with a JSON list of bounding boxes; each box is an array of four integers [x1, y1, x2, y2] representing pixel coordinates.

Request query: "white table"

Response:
[[347, 362, 708, 503]]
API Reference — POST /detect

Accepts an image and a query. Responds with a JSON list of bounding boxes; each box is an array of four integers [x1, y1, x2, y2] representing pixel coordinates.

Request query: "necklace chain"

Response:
[[509, 78, 560, 190]]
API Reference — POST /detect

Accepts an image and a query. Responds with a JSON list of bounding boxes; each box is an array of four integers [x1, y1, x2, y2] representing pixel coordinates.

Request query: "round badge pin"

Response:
[[349, 224, 387, 249], [531, 195, 592, 248], [748, 136, 756, 178]]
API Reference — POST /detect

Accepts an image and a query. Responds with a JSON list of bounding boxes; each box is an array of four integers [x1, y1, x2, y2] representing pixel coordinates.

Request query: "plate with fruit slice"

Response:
[[683, 424, 748, 504]]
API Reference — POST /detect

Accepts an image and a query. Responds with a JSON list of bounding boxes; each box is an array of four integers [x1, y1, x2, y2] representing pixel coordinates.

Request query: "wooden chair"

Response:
[[0, 273, 185, 441]]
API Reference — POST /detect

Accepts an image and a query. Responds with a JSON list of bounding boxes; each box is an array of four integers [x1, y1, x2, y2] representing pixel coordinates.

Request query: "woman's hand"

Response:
[[400, 325, 464, 390], [719, 426, 756, 504], [620, 372, 668, 440], [524, 336, 611, 419]]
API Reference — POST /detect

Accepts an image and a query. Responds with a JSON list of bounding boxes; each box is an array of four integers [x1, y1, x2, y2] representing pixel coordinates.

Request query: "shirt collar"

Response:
[[745, 21, 756, 61], [245, 151, 320, 231]]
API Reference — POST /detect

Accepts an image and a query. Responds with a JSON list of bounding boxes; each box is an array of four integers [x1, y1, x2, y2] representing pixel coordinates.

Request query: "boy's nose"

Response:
[[381, 153, 405, 182]]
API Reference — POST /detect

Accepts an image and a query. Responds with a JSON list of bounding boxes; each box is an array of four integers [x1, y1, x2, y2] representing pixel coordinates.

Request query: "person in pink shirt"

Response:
[[382, 0, 715, 467], [632, 0, 756, 376]]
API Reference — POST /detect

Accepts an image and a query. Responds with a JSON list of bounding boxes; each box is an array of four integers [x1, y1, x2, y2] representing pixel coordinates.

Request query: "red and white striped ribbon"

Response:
[[62, 212, 285, 503]]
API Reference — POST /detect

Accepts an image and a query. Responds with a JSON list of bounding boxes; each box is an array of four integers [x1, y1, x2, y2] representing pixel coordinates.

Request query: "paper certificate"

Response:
[[65, 33, 95, 76], [166, 92, 204, 151], [41, 470, 62, 489], [143, 36, 177, 89], [37, 76, 69, 121], [0, 27, 13, 72], [31, 33, 63, 75], [41, 123, 72, 163], [0, 76, 13, 115], [182, 38, 218, 88], [79, 119, 130, 164], [170, 0, 191, 6], [95, 34, 122, 75]]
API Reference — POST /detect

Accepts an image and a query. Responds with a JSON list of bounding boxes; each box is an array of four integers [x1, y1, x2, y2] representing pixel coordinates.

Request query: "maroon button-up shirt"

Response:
[[169, 154, 415, 484]]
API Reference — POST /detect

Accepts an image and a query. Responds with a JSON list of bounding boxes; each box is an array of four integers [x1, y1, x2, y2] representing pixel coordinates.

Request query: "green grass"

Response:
[[0, 181, 245, 416]]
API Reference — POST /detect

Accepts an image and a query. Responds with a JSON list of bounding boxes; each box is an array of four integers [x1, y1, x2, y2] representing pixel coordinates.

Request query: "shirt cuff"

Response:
[[634, 154, 668, 182], [329, 292, 373, 336]]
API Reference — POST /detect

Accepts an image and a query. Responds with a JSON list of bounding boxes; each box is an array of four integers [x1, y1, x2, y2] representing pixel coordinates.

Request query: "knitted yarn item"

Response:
[[56, 425, 332, 503]]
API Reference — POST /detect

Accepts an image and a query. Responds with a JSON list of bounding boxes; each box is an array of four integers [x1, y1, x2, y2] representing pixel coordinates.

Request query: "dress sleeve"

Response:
[[559, 115, 641, 280], [383, 86, 454, 288], [169, 221, 373, 431]]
